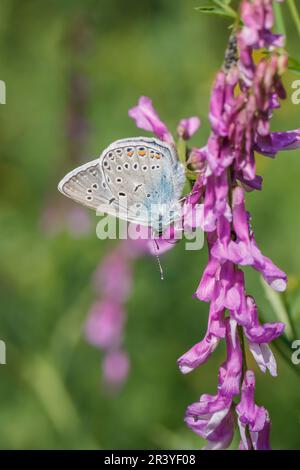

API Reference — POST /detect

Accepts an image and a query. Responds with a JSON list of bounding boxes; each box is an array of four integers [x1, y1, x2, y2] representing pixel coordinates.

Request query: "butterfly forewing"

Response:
[[58, 159, 115, 210]]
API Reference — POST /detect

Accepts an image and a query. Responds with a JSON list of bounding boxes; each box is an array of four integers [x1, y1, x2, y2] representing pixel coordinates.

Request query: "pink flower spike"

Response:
[[177, 116, 201, 140], [128, 96, 173, 143]]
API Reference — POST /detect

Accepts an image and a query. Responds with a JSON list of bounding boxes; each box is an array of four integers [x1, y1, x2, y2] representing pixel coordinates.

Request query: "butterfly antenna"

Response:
[[152, 239, 164, 280]]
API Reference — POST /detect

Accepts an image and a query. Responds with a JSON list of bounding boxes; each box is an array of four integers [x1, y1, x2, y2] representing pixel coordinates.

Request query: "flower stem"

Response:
[[238, 324, 248, 375], [287, 0, 300, 38], [177, 137, 187, 164]]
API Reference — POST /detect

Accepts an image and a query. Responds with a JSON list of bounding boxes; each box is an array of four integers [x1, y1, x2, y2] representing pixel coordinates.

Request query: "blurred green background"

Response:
[[0, 0, 300, 450]]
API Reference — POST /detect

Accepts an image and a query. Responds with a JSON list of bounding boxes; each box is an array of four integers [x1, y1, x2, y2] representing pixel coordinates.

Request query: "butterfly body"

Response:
[[58, 137, 185, 235]]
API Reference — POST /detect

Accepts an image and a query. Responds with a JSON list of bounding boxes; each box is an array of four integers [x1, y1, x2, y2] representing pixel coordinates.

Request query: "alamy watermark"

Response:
[[291, 340, 300, 365], [0, 80, 6, 104], [0, 340, 6, 365], [94, 200, 205, 250], [291, 80, 300, 105]]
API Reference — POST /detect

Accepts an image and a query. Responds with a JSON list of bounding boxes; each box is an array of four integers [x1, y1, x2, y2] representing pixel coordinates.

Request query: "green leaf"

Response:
[[195, 6, 236, 18], [288, 55, 300, 75], [195, 0, 237, 18]]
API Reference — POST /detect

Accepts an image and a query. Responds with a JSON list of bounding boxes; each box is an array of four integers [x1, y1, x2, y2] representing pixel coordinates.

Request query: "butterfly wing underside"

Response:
[[58, 159, 114, 211], [58, 137, 186, 230]]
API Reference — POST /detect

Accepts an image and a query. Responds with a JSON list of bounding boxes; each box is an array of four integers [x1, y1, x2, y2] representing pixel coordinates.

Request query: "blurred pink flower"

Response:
[[85, 300, 125, 349], [102, 350, 130, 390]]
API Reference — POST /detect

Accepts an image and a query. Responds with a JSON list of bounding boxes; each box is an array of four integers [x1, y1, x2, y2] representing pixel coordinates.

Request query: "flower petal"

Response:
[[128, 96, 173, 143]]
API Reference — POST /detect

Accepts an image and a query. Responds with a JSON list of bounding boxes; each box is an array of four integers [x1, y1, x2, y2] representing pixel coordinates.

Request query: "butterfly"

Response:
[[58, 137, 186, 237]]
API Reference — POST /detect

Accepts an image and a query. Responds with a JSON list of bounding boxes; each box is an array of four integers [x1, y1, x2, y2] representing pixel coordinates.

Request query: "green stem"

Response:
[[288, 0, 300, 38], [177, 137, 187, 165], [282, 291, 298, 341], [237, 326, 253, 450], [238, 324, 248, 375], [274, 1, 286, 37]]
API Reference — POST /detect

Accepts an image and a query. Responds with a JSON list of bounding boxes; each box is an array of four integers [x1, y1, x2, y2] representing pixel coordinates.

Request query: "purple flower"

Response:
[[243, 296, 284, 376], [184, 318, 241, 449], [236, 370, 271, 450], [239, 0, 284, 50], [177, 117, 201, 140], [195, 254, 220, 302], [256, 129, 300, 157], [211, 186, 287, 291], [128, 96, 173, 143], [202, 172, 232, 232], [218, 318, 243, 397], [177, 302, 226, 374], [129, 96, 200, 144], [185, 393, 234, 450]]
